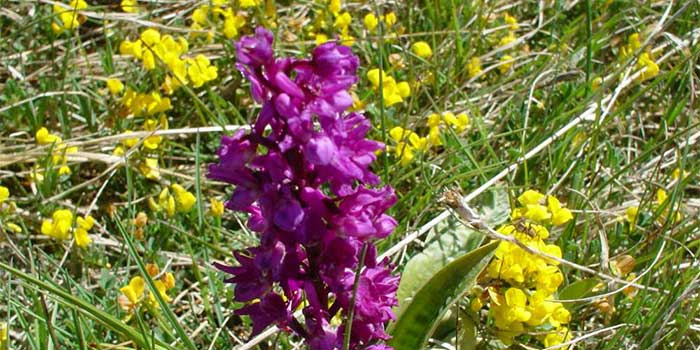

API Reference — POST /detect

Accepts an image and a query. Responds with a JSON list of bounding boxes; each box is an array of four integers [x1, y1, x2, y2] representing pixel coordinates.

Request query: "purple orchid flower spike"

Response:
[[210, 27, 400, 350]]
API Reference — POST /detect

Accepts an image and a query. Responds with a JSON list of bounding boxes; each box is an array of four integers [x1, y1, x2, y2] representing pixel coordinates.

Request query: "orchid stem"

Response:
[[343, 243, 368, 350]]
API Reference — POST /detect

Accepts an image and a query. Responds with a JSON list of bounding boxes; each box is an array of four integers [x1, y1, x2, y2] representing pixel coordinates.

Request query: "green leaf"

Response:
[[388, 241, 499, 350], [457, 308, 478, 350], [557, 278, 599, 305], [396, 189, 509, 317]]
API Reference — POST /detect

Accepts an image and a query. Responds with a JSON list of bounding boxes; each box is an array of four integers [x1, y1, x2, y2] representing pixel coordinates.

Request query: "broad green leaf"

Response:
[[388, 241, 499, 350], [557, 278, 599, 305], [396, 189, 509, 317]]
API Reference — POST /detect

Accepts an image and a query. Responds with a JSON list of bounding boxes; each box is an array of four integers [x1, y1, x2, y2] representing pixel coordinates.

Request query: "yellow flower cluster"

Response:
[[494, 13, 520, 75], [620, 33, 641, 58], [429, 111, 469, 137], [499, 55, 514, 74], [511, 190, 574, 226], [388, 111, 469, 165], [620, 33, 659, 82], [332, 11, 354, 46], [40, 209, 95, 247], [116, 118, 166, 179], [107, 84, 171, 180], [190, 1, 247, 41], [35, 127, 77, 176], [362, 11, 397, 34], [467, 57, 482, 79], [122, 88, 172, 117], [388, 126, 428, 166], [309, 0, 356, 46], [472, 190, 574, 347], [118, 263, 176, 313], [120, 29, 218, 91], [367, 68, 411, 107], [148, 184, 197, 217], [51, 0, 87, 34], [636, 52, 659, 81]]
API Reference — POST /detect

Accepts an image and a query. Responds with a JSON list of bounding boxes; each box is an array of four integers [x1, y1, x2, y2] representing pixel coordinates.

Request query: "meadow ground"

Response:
[[0, 1, 699, 349]]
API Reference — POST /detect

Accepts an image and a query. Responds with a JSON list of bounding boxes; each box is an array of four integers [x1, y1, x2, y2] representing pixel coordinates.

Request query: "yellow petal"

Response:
[[518, 190, 545, 206], [411, 41, 433, 59], [0, 186, 9, 203], [74, 228, 92, 247], [162, 272, 176, 289], [106, 78, 124, 95], [210, 198, 225, 217]]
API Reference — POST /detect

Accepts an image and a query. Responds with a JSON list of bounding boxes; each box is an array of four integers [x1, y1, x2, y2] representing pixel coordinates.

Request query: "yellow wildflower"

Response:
[[499, 55, 514, 74], [542, 327, 572, 350], [333, 12, 352, 30], [150, 280, 172, 303], [41, 209, 74, 240], [74, 215, 94, 247], [315, 33, 329, 45], [119, 276, 146, 310], [672, 168, 689, 181], [187, 55, 218, 88], [383, 12, 397, 28], [364, 13, 378, 33], [0, 186, 8, 204], [499, 31, 516, 47], [504, 13, 519, 31], [172, 184, 197, 213], [656, 188, 668, 205], [139, 158, 161, 180], [142, 50, 156, 70], [51, 0, 88, 34], [106, 78, 124, 95], [210, 198, 225, 217], [626, 206, 639, 229], [328, 0, 341, 16], [223, 13, 246, 39], [162, 272, 176, 289], [518, 190, 545, 206], [36, 127, 62, 145], [443, 112, 469, 132], [0, 322, 6, 348], [621, 33, 641, 57], [367, 69, 410, 107], [636, 52, 659, 81], [547, 195, 573, 226], [525, 204, 551, 222], [467, 57, 482, 78], [121, 0, 139, 13], [119, 40, 143, 59], [140, 28, 161, 46], [411, 41, 433, 59]]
